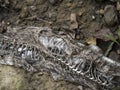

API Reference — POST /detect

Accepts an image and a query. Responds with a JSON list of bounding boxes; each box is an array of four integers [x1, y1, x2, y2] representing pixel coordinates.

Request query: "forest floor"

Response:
[[0, 0, 120, 90]]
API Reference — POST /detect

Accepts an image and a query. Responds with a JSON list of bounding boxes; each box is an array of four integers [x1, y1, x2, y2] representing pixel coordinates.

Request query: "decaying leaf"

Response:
[[95, 28, 114, 41], [86, 37, 96, 45], [70, 13, 78, 29]]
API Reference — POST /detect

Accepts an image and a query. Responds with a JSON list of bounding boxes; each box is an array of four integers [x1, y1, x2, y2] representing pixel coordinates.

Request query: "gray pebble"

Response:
[[49, 0, 57, 5], [104, 5, 118, 26]]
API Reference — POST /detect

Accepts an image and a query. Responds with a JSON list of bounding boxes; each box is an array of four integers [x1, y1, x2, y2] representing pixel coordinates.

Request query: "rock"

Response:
[[104, 5, 118, 26], [91, 15, 96, 20], [0, 65, 25, 90], [49, 0, 57, 5], [99, 9, 104, 15]]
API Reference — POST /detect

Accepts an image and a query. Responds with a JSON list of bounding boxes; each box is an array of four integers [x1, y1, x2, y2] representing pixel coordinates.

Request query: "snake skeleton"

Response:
[[0, 26, 119, 90]]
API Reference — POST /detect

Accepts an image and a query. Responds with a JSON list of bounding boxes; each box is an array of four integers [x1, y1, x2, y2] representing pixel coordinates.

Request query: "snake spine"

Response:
[[0, 27, 119, 90]]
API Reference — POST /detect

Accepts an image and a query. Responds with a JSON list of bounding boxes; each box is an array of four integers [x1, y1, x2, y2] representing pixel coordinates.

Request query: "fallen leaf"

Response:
[[70, 13, 78, 29], [95, 28, 114, 41], [86, 37, 96, 45]]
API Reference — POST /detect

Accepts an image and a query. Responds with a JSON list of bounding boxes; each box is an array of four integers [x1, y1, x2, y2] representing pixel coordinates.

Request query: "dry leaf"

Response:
[[95, 28, 113, 41], [86, 37, 96, 45], [70, 13, 78, 29]]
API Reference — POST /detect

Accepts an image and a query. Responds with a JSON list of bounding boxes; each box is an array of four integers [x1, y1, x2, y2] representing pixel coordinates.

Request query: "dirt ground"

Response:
[[0, 0, 120, 90]]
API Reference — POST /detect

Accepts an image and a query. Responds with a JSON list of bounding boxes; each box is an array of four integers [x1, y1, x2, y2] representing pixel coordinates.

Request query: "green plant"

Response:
[[106, 34, 119, 45], [106, 28, 120, 45], [105, 28, 120, 56], [117, 28, 120, 42]]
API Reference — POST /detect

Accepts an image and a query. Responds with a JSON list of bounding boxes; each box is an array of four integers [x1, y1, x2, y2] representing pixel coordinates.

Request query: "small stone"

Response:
[[49, 0, 57, 5], [78, 12, 83, 16], [96, 9, 104, 15], [92, 15, 95, 20], [99, 9, 104, 14], [66, 3, 72, 7], [7, 22, 10, 25], [104, 5, 118, 26]]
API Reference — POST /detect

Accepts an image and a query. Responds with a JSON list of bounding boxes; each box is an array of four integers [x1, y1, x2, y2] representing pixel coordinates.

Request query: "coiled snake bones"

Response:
[[0, 26, 120, 90]]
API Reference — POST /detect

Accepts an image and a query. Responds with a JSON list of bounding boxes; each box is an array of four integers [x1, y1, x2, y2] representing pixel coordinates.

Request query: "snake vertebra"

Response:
[[0, 26, 119, 90]]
